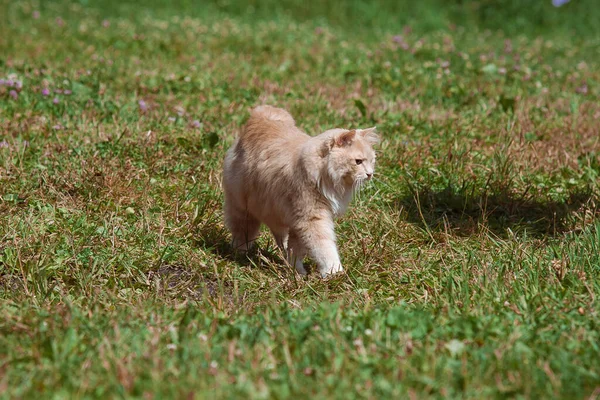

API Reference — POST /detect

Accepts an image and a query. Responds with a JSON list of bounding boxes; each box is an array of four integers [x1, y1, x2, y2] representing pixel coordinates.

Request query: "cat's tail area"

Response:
[[250, 105, 295, 125], [239, 105, 296, 140]]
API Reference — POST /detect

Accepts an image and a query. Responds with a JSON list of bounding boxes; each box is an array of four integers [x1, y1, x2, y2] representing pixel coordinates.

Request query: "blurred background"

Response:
[[4, 0, 599, 37]]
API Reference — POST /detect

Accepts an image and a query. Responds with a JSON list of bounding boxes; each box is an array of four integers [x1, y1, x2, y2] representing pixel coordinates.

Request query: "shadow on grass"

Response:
[[396, 185, 598, 237], [150, 263, 237, 302], [192, 221, 293, 272]]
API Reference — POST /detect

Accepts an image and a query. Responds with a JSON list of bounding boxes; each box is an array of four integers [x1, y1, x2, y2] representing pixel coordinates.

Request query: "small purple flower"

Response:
[[32, 10, 40, 19], [576, 84, 588, 95], [9, 90, 18, 100], [138, 99, 148, 112], [54, 89, 63, 94], [42, 88, 50, 96], [552, 0, 570, 6], [56, 17, 65, 27], [392, 35, 404, 44], [102, 20, 110, 28], [0, 140, 9, 149], [53, 124, 62, 130], [15, 80, 22, 89], [6, 79, 14, 87], [53, 97, 59, 104], [191, 120, 201, 128], [63, 89, 72, 95], [0, 79, 5, 86]]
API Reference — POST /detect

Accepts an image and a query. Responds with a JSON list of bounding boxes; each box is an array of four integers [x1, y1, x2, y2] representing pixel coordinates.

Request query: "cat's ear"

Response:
[[358, 127, 380, 145], [333, 130, 356, 147]]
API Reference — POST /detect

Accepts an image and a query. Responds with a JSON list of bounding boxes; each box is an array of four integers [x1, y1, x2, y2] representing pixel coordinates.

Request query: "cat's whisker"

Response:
[[371, 176, 392, 190], [357, 179, 363, 201]]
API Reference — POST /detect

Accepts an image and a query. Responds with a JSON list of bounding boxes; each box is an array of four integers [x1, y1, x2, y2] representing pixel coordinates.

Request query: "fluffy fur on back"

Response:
[[223, 105, 379, 277]]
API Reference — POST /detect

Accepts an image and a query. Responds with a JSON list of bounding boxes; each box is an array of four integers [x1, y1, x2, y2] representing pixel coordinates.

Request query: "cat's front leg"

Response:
[[314, 241, 343, 277], [295, 218, 344, 277]]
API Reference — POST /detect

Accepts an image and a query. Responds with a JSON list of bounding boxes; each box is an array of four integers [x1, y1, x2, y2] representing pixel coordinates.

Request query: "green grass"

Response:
[[1, 0, 600, 398]]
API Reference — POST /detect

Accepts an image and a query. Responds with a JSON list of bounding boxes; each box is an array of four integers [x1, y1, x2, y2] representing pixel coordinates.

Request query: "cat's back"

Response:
[[224, 105, 309, 195], [238, 106, 308, 154], [223, 106, 311, 224]]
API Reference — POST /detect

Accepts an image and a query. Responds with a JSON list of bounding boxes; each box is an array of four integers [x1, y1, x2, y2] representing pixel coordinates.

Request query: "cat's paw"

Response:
[[295, 265, 307, 276], [293, 259, 307, 275], [321, 264, 344, 278]]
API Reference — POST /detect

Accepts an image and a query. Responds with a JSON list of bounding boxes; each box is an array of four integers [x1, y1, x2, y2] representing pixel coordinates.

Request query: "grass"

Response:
[[1, 0, 600, 398]]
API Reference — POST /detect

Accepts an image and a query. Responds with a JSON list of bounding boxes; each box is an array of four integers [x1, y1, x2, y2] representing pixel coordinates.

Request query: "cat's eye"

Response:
[[355, 159, 363, 165]]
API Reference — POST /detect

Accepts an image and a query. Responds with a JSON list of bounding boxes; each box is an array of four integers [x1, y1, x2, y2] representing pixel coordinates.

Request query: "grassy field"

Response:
[[1, 0, 600, 398]]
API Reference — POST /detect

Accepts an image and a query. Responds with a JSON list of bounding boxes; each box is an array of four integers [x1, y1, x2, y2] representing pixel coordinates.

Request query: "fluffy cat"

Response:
[[222, 105, 379, 277]]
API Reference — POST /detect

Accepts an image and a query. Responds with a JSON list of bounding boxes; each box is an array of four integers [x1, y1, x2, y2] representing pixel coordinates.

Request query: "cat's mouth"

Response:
[[360, 173, 373, 182]]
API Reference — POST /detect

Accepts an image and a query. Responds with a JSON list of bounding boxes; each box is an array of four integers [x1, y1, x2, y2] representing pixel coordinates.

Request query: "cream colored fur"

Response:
[[223, 105, 379, 277]]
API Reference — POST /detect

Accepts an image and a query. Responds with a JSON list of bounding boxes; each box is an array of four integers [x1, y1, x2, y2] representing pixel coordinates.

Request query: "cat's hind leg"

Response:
[[224, 200, 260, 252], [287, 230, 307, 275], [270, 227, 289, 252]]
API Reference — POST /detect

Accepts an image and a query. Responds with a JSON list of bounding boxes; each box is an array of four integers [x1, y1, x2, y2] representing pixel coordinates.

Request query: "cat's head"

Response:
[[324, 127, 379, 189]]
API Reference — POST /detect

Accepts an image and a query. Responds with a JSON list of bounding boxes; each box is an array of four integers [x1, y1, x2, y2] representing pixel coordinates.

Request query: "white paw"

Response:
[[321, 264, 344, 278]]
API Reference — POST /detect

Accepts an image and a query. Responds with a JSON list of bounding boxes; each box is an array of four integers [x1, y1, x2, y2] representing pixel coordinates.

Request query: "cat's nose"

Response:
[[366, 172, 373, 179]]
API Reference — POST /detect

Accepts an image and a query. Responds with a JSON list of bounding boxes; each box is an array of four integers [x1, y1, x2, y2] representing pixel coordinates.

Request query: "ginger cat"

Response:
[[223, 105, 379, 277]]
